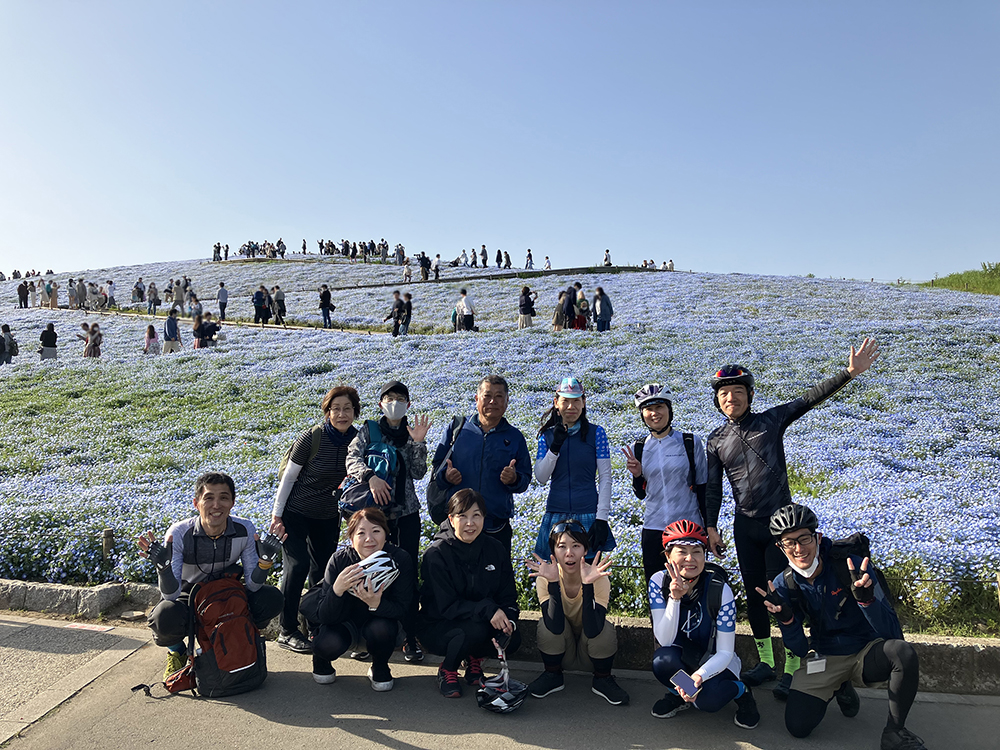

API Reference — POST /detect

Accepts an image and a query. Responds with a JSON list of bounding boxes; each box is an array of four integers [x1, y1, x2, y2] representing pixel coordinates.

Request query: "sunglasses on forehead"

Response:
[[715, 367, 747, 378], [551, 520, 587, 535]]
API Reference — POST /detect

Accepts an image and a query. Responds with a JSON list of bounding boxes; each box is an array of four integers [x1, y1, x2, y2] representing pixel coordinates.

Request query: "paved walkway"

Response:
[[1, 612, 995, 750]]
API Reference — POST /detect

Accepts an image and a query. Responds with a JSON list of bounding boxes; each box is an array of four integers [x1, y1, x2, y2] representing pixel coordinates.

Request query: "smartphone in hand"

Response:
[[670, 669, 700, 697]]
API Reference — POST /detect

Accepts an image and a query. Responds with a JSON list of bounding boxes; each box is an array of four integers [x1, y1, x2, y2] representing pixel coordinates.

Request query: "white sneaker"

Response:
[[368, 666, 394, 692], [312, 668, 337, 685]]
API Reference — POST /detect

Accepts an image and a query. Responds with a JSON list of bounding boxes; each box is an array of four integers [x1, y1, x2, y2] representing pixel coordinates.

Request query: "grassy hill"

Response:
[[925, 262, 1000, 296], [2, 257, 999, 634]]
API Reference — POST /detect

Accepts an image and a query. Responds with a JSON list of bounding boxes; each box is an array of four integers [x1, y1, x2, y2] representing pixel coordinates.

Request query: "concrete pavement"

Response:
[[1, 611, 995, 750]]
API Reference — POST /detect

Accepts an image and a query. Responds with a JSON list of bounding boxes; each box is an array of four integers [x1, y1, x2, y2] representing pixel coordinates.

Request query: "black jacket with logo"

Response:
[[418, 522, 519, 626]]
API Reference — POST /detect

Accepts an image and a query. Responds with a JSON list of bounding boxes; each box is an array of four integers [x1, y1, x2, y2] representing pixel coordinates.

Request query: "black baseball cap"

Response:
[[380, 380, 410, 400]]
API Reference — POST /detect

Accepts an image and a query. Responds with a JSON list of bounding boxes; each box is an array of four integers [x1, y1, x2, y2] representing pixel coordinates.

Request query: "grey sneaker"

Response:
[[881, 727, 927, 750], [651, 691, 690, 719], [367, 665, 394, 692]]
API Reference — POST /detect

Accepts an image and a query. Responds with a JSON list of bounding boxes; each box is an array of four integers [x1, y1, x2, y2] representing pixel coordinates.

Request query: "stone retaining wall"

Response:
[[3, 578, 997, 695]]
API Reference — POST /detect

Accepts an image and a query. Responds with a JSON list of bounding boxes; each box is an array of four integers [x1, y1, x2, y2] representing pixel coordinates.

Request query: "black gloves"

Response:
[[850, 564, 875, 604], [147, 540, 172, 572], [763, 587, 794, 625], [549, 422, 569, 454], [256, 532, 282, 569], [588, 519, 610, 551]]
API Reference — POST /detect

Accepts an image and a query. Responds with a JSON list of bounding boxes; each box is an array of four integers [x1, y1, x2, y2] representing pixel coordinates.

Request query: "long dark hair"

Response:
[[538, 399, 590, 441]]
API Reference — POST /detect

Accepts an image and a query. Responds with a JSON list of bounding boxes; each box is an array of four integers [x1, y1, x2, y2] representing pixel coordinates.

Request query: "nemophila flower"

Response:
[[1, 260, 998, 612]]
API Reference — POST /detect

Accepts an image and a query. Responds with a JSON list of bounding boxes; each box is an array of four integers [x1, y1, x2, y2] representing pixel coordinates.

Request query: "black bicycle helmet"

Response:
[[769, 504, 819, 539], [711, 364, 755, 411]]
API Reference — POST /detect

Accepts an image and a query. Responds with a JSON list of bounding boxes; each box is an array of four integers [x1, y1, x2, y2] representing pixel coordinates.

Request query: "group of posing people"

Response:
[[137, 338, 928, 748]]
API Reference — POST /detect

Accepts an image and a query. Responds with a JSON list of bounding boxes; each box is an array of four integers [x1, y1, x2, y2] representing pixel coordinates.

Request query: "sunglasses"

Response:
[[715, 367, 747, 378], [551, 520, 587, 535]]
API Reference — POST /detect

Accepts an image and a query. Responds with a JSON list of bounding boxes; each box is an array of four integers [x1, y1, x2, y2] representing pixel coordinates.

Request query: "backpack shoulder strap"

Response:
[[633, 439, 644, 464], [683, 433, 696, 489], [449, 415, 466, 446], [307, 424, 324, 464], [367, 419, 382, 444]]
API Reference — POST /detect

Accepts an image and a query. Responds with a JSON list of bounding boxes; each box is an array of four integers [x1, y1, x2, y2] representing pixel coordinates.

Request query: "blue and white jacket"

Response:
[[534, 421, 612, 520]]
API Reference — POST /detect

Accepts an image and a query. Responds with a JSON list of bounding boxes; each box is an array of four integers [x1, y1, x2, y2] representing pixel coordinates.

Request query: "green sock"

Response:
[[784, 649, 801, 675], [755, 638, 775, 667]]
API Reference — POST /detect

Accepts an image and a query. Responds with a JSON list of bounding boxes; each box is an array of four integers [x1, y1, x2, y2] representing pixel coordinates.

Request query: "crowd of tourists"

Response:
[[134, 341, 927, 748]]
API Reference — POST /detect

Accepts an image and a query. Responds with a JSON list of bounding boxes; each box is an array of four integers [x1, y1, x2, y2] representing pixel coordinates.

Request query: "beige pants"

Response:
[[535, 618, 618, 672], [162, 341, 182, 354], [518, 314, 533, 329]]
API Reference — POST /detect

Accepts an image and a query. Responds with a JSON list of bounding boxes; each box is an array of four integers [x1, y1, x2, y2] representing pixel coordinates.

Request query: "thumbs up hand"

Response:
[[500, 458, 518, 486], [443, 458, 463, 485]]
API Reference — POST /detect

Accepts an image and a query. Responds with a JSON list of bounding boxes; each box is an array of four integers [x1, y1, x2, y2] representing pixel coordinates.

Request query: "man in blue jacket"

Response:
[[431, 375, 531, 554], [759, 504, 925, 750], [163, 309, 182, 354]]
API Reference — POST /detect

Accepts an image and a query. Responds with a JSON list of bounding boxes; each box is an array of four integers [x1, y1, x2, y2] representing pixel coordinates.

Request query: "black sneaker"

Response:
[[734, 686, 760, 729], [835, 680, 860, 718], [277, 630, 313, 654], [437, 665, 462, 698], [402, 639, 424, 662], [592, 675, 630, 706], [651, 691, 690, 719], [881, 727, 927, 750], [772, 672, 793, 701], [741, 661, 776, 686], [529, 670, 565, 698]]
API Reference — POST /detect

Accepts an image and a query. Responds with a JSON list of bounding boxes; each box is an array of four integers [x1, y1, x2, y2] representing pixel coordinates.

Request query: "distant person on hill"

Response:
[[480, 246, 488, 267], [460, 249, 469, 267], [49, 280, 60, 309], [470, 250, 478, 268], [163, 309, 182, 353], [17, 281, 28, 308], [39, 280, 50, 307], [271, 286, 286, 327], [525, 249, 534, 269], [147, 282, 160, 315], [107, 280, 117, 308], [217, 282, 228, 320], [224, 243, 229, 260], [455, 289, 476, 332], [83, 323, 102, 358], [496, 248, 503, 269], [575, 289, 590, 330], [518, 286, 537, 329], [270, 386, 361, 655], [319, 285, 333, 328], [144, 324, 161, 355], [705, 341, 880, 697], [40, 323, 58, 359], [544, 256, 552, 271], [385, 290, 406, 337], [666, 259, 674, 271], [432, 254, 442, 280], [253, 286, 269, 326], [552, 291, 566, 332], [136, 471, 285, 682], [592, 287, 613, 332], [75, 279, 86, 309], [192, 315, 205, 349], [603, 249, 612, 267], [403, 260, 413, 283], [401, 293, 413, 335], [189, 295, 203, 320], [201, 313, 221, 346], [67, 278, 77, 308], [561, 286, 577, 329], [0, 324, 16, 365], [420, 253, 431, 282], [503, 251, 512, 269]]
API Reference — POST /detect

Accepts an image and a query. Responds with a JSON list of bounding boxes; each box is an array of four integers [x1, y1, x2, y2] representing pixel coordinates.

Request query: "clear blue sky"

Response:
[[1, 1, 997, 280]]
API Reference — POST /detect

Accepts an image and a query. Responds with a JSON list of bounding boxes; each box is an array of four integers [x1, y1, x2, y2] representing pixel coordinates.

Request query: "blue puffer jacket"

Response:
[[432, 415, 532, 529], [538, 425, 598, 515]]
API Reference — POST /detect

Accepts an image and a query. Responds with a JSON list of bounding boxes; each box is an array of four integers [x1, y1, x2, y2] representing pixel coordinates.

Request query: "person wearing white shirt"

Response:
[[456, 289, 476, 331]]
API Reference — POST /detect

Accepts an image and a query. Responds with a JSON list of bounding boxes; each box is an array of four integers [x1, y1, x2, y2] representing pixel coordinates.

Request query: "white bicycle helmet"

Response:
[[634, 383, 672, 410], [352, 550, 400, 594]]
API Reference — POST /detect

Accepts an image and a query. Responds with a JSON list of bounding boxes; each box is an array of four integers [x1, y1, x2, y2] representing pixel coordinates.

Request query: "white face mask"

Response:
[[382, 400, 408, 421], [792, 555, 821, 579]]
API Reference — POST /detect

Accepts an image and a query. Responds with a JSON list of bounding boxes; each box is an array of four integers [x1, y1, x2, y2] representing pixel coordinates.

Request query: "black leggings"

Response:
[[733, 513, 788, 640], [419, 619, 522, 671], [641, 528, 666, 583], [279, 510, 341, 634], [313, 616, 398, 670], [785, 639, 920, 738], [387, 512, 420, 638]]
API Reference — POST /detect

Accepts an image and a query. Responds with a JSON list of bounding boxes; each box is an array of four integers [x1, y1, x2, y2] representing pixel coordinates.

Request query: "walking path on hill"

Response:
[[1, 611, 995, 750]]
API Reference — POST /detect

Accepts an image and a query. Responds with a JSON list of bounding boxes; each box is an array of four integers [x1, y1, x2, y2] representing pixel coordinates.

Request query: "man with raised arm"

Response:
[[704, 339, 880, 697]]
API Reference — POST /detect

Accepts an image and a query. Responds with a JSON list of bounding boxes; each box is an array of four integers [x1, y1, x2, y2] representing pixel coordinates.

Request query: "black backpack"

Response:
[[678, 563, 729, 671], [426, 416, 467, 524], [781, 532, 903, 641]]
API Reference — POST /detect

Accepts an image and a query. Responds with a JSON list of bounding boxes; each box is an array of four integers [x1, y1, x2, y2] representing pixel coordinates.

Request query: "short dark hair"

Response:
[[346, 506, 389, 538], [548, 519, 590, 555], [321, 385, 360, 416], [448, 488, 486, 517], [478, 374, 509, 395], [460, 288, 467, 295], [194, 472, 236, 500], [521, 286, 530, 295]]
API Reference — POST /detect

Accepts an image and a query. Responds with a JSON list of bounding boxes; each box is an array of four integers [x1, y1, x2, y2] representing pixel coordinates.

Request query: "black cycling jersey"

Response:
[[705, 370, 852, 528]]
